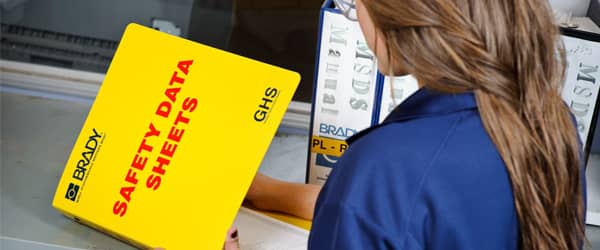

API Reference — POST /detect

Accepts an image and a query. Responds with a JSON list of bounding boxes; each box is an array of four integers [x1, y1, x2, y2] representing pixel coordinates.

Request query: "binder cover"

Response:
[[52, 23, 300, 249]]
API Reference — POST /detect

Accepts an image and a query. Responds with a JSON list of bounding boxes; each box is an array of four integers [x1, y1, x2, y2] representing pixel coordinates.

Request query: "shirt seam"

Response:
[[349, 107, 477, 145], [338, 202, 407, 248], [385, 106, 477, 123], [401, 111, 468, 249]]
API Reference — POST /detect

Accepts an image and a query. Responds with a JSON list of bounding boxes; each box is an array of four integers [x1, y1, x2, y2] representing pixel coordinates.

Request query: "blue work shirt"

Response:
[[309, 88, 539, 249]]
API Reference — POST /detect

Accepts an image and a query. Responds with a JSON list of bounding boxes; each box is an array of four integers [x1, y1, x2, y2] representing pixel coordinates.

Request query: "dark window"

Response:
[[0, 0, 322, 102]]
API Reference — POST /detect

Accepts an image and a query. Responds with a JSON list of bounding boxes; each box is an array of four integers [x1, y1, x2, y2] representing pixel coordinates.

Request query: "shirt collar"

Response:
[[346, 88, 478, 144]]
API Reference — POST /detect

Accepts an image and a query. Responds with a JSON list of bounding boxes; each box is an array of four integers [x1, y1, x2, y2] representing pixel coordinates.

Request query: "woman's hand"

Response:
[[153, 173, 320, 250], [245, 173, 279, 210], [245, 173, 322, 220], [223, 227, 240, 250]]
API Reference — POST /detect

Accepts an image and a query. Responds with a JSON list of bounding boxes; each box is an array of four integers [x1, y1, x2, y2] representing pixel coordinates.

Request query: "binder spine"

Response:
[[306, 5, 329, 184], [53, 207, 147, 249], [371, 72, 386, 125]]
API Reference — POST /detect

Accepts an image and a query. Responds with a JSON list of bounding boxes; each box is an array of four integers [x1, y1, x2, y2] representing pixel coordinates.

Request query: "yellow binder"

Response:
[[52, 23, 300, 249]]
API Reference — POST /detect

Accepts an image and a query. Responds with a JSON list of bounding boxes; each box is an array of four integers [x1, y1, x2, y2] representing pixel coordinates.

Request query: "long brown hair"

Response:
[[361, 0, 585, 248]]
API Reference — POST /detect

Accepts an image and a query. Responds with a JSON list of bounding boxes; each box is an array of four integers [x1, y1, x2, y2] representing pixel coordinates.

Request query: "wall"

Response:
[[549, 0, 591, 16]]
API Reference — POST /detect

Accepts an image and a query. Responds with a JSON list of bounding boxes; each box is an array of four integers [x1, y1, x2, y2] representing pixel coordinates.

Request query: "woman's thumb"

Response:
[[223, 227, 240, 250]]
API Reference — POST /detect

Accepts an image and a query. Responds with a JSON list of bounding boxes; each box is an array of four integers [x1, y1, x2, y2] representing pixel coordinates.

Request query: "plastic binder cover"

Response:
[[52, 23, 300, 249], [307, 1, 421, 185], [307, 6, 379, 185]]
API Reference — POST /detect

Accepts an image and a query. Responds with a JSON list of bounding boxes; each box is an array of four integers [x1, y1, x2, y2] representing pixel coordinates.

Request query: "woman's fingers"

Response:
[[223, 227, 240, 250]]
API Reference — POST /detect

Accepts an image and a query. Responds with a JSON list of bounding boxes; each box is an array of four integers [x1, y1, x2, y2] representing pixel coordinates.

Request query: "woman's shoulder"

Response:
[[330, 108, 507, 199], [318, 109, 518, 249], [344, 108, 501, 174]]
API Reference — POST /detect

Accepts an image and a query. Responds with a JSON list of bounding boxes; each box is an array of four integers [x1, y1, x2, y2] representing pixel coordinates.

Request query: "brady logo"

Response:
[[72, 128, 102, 181], [65, 183, 80, 201], [319, 123, 357, 138], [254, 87, 279, 123]]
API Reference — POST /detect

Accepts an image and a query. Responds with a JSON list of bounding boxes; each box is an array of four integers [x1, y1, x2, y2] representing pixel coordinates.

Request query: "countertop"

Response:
[[2, 89, 600, 249]]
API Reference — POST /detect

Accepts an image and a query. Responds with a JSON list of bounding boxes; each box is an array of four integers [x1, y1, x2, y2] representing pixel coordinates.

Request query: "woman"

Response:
[[230, 0, 587, 249]]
